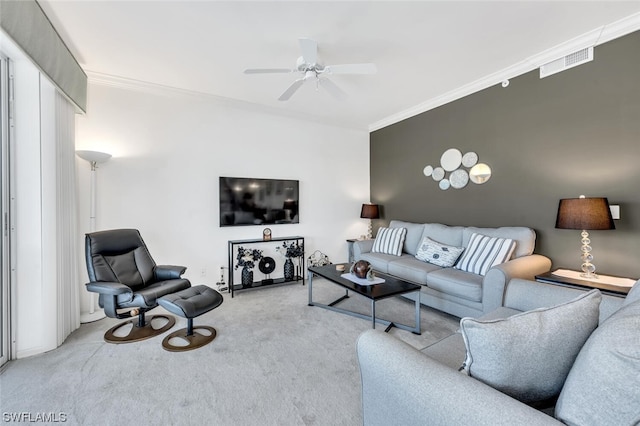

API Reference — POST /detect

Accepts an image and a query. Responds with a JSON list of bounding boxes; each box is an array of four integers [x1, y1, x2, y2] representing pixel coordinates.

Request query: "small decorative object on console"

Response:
[[277, 240, 305, 281], [235, 246, 263, 288], [263, 228, 272, 241], [259, 256, 276, 285], [258, 256, 276, 274], [351, 260, 375, 280]]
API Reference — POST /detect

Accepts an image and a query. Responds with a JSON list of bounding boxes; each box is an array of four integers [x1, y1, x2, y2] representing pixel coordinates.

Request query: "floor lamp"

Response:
[[77, 150, 111, 323]]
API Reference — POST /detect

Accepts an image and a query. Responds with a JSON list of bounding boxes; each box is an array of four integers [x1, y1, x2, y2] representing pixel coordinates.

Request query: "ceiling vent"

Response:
[[539, 47, 594, 78]]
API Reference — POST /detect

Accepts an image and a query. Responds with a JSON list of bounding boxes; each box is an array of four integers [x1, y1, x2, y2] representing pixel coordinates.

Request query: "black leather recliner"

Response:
[[84, 229, 191, 343]]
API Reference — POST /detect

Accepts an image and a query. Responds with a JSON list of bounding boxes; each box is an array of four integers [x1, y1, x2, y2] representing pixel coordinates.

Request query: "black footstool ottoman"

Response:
[[157, 285, 223, 352]]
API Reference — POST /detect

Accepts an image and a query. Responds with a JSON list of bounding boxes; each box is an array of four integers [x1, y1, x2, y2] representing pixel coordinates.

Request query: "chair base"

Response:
[[161, 326, 217, 352], [104, 314, 175, 344]]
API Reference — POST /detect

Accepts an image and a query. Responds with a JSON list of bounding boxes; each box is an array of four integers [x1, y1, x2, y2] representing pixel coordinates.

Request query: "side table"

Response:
[[535, 269, 636, 297], [346, 239, 358, 263]]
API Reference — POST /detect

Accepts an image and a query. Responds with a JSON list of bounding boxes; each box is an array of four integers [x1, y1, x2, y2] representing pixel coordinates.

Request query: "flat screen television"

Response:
[[219, 177, 299, 227]]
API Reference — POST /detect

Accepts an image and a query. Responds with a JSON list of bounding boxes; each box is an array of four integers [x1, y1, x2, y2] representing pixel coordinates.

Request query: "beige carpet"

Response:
[[0, 278, 459, 426]]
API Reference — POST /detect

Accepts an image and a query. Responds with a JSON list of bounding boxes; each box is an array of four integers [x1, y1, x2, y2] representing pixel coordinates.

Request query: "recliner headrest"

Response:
[[86, 229, 146, 255]]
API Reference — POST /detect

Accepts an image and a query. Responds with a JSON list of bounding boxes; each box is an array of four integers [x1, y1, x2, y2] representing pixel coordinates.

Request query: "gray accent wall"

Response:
[[370, 30, 640, 279]]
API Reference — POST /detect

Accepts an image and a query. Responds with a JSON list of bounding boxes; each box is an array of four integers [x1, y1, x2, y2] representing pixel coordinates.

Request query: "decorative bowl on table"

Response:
[[351, 260, 372, 279]]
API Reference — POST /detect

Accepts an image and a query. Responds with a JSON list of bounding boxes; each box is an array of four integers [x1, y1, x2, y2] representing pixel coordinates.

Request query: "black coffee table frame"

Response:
[[307, 264, 421, 335]]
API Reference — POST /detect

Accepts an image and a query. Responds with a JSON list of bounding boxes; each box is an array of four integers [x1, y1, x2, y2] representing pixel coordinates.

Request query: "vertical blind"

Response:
[[55, 90, 80, 344]]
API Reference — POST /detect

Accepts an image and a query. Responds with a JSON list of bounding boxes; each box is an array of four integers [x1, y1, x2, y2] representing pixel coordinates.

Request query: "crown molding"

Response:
[[369, 12, 640, 132], [86, 71, 367, 131]]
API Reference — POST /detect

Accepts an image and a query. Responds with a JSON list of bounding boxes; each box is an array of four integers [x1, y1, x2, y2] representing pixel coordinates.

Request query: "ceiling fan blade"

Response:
[[278, 78, 306, 101], [244, 68, 294, 74], [325, 63, 377, 75], [298, 38, 318, 65], [319, 78, 347, 100]]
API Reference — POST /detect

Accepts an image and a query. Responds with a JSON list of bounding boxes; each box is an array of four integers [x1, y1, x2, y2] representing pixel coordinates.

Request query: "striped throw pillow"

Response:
[[371, 227, 407, 256], [455, 233, 516, 276]]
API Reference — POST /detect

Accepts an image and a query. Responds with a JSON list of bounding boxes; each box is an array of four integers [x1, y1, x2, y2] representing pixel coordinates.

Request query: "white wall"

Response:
[[76, 82, 370, 303]]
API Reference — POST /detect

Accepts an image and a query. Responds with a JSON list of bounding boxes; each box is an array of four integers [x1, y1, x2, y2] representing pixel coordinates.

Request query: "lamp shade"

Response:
[[360, 203, 380, 220], [555, 197, 615, 230], [76, 150, 111, 164]]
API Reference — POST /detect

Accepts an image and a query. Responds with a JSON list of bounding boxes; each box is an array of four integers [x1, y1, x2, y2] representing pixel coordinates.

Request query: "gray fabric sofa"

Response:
[[357, 278, 640, 426], [353, 220, 552, 318]]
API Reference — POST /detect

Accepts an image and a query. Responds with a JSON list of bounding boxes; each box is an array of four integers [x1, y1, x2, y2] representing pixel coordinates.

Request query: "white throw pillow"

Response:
[[371, 227, 407, 256], [460, 289, 601, 404], [415, 237, 464, 267], [455, 232, 516, 275]]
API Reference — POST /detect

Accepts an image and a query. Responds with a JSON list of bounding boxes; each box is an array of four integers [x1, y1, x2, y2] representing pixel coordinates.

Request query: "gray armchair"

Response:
[[85, 229, 191, 343]]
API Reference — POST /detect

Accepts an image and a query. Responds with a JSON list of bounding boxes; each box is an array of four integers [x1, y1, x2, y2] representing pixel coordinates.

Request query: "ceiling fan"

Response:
[[244, 38, 377, 101]]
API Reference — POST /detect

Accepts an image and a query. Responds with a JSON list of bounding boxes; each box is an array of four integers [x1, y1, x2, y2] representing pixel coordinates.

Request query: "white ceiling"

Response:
[[38, 1, 640, 130]]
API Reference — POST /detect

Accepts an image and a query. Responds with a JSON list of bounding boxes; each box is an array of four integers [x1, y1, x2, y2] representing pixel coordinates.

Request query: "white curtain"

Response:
[[55, 91, 80, 344]]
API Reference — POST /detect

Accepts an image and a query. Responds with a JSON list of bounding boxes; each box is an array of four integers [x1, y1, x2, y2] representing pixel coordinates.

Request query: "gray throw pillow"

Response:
[[555, 299, 640, 426], [414, 237, 464, 267], [460, 289, 601, 404]]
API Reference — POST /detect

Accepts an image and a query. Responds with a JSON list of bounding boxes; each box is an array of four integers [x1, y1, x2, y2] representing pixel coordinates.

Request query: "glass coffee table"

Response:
[[307, 263, 421, 334]]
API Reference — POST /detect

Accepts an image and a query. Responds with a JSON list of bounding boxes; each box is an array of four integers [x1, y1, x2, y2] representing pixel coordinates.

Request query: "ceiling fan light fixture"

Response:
[[244, 38, 376, 101]]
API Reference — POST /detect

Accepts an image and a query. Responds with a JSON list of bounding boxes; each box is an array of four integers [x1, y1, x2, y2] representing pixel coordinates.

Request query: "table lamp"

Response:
[[555, 196, 615, 279], [360, 203, 380, 239]]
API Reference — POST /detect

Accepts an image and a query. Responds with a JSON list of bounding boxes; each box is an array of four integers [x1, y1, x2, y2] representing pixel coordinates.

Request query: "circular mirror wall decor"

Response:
[[439, 179, 451, 190], [450, 169, 469, 189], [462, 151, 478, 168], [470, 163, 492, 184], [423, 165, 433, 177], [440, 148, 462, 172], [432, 167, 445, 181]]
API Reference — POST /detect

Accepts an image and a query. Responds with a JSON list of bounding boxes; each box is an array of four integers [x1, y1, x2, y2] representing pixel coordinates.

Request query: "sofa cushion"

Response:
[[415, 237, 465, 267], [387, 256, 441, 285], [422, 333, 467, 370], [372, 227, 406, 256], [476, 306, 522, 321], [463, 226, 535, 259], [505, 278, 624, 325], [555, 299, 640, 426], [389, 220, 424, 256], [359, 252, 402, 274], [425, 268, 483, 302], [455, 233, 516, 276], [459, 289, 601, 404], [420, 223, 464, 248], [623, 279, 640, 306]]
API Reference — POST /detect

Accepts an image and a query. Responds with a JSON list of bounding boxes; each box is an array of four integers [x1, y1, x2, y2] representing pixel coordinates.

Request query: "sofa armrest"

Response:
[[481, 254, 552, 313], [353, 239, 375, 260], [356, 330, 560, 426]]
